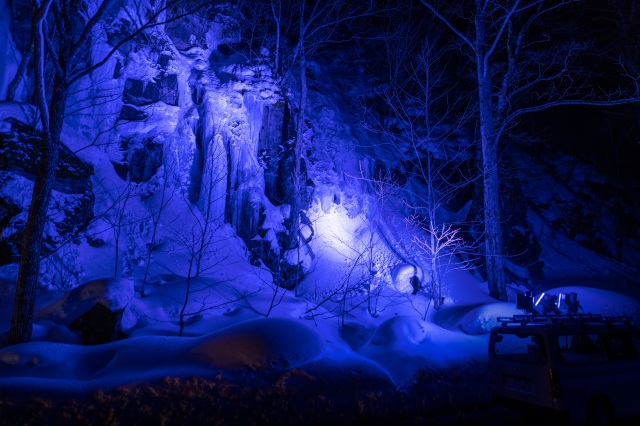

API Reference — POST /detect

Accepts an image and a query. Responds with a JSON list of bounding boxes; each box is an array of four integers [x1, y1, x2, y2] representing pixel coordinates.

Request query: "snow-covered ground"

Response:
[[1, 202, 639, 423], [2, 101, 639, 420], [3, 265, 638, 391], [1, 5, 639, 423], [2, 64, 640, 426]]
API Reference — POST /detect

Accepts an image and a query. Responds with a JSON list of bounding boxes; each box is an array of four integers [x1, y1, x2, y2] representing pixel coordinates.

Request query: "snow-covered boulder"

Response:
[[460, 302, 520, 335], [34, 278, 134, 333], [123, 136, 164, 183]]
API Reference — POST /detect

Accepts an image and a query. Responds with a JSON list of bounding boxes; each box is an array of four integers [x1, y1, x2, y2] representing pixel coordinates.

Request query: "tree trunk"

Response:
[[9, 0, 62, 344], [475, 2, 506, 301], [179, 257, 194, 336], [8, 163, 56, 344], [271, 1, 281, 79], [287, 14, 307, 250], [429, 237, 440, 307]]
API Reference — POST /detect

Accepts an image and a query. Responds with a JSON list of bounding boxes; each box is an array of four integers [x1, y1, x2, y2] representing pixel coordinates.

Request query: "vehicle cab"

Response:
[[489, 314, 640, 424]]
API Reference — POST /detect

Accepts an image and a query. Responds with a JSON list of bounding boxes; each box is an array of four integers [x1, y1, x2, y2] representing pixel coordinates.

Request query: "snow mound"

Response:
[[34, 278, 135, 327], [459, 287, 640, 335], [340, 321, 374, 351], [31, 321, 82, 344], [372, 315, 428, 346], [549, 286, 640, 319], [188, 318, 325, 371], [461, 303, 520, 335]]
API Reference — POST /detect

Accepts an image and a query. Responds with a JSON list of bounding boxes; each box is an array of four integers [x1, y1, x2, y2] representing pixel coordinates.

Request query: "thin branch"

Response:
[[419, 0, 475, 52]]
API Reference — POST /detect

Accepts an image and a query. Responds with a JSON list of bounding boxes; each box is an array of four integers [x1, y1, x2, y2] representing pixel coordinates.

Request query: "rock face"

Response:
[[259, 100, 291, 206], [3, 2, 315, 288], [111, 136, 164, 183], [35, 278, 134, 345], [108, 6, 305, 285], [0, 119, 93, 181], [128, 140, 163, 183], [0, 118, 94, 266], [70, 303, 124, 345], [118, 104, 148, 121], [123, 74, 179, 107], [165, 2, 241, 52]]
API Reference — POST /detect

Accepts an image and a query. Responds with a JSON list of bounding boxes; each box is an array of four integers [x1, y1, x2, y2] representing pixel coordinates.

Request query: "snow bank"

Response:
[[31, 321, 81, 344], [360, 315, 487, 383], [549, 286, 640, 319], [459, 286, 640, 335], [187, 317, 325, 371], [0, 319, 326, 394]]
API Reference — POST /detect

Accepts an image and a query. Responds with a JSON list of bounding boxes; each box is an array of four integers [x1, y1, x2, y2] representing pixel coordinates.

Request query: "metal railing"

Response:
[[497, 314, 633, 327]]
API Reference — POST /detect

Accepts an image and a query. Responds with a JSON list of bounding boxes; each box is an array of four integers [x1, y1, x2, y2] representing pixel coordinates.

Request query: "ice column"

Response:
[[200, 93, 228, 223]]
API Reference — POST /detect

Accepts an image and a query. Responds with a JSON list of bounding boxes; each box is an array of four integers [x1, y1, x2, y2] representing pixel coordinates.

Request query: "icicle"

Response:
[[198, 93, 228, 223], [186, 106, 199, 136], [201, 133, 227, 223], [243, 93, 264, 152]]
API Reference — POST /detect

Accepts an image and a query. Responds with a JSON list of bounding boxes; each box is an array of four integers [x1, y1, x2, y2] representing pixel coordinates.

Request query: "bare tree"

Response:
[[359, 220, 389, 318], [9, 0, 210, 344], [171, 221, 206, 336], [103, 179, 133, 278], [4, 42, 32, 102], [418, 0, 640, 301], [410, 219, 474, 307], [270, 0, 284, 78], [302, 210, 394, 328], [39, 244, 83, 293], [168, 126, 230, 334], [282, 0, 379, 250], [170, 197, 229, 336], [140, 165, 174, 297], [361, 17, 478, 309], [10, 0, 61, 345], [304, 266, 366, 329]]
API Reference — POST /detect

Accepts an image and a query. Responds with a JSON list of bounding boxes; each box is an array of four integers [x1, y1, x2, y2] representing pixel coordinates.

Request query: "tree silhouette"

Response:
[[9, 0, 209, 344], [419, 0, 640, 300]]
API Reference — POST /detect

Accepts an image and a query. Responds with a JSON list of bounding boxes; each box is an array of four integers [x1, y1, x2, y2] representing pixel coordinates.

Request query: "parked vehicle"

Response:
[[489, 314, 640, 425]]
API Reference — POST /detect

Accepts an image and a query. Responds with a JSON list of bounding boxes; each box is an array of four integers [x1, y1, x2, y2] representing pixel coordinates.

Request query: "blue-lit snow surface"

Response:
[[2, 272, 638, 398], [1, 18, 639, 421], [1, 205, 639, 399], [187, 317, 325, 371]]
